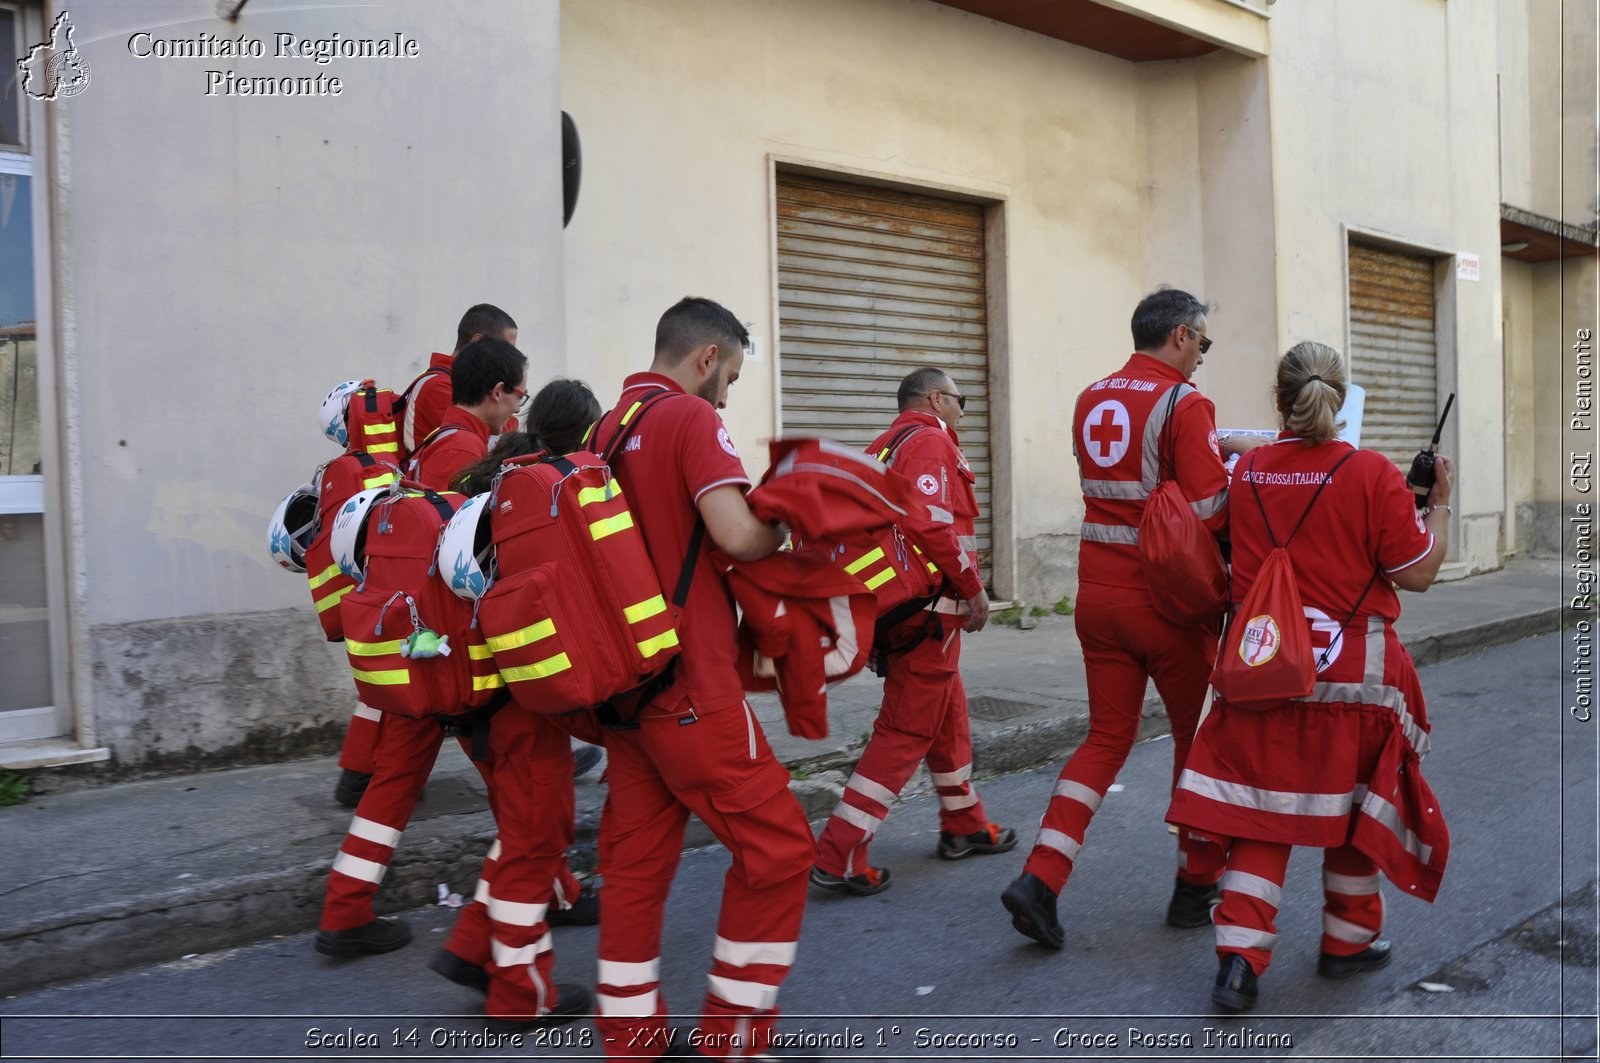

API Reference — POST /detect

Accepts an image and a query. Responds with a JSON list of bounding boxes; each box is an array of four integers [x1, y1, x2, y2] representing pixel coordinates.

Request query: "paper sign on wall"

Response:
[[1456, 253, 1480, 282]]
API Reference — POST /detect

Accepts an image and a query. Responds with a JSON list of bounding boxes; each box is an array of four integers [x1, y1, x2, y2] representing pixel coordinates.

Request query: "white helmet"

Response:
[[437, 492, 495, 600], [267, 483, 320, 573], [329, 486, 388, 582], [320, 379, 364, 447]]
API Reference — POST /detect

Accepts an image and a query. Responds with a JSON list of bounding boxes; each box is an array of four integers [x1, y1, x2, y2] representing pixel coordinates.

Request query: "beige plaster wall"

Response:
[[1264, 0, 1506, 572]]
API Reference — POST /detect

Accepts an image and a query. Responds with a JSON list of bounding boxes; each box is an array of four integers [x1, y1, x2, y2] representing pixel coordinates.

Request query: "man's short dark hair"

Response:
[[456, 303, 517, 351], [452, 337, 526, 406], [897, 367, 951, 410], [653, 297, 749, 364], [1130, 288, 1209, 351]]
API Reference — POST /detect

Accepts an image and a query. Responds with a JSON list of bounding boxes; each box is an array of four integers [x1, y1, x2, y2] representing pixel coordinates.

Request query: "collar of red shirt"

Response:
[[438, 406, 493, 441], [1125, 351, 1188, 383], [428, 351, 452, 370], [895, 408, 960, 447], [621, 371, 688, 397]]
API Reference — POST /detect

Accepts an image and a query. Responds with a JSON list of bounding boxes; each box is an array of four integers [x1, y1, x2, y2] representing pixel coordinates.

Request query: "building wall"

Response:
[[1262, 0, 1506, 573], [42, 0, 564, 771]]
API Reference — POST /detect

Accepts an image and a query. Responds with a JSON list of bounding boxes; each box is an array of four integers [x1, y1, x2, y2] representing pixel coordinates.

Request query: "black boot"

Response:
[[1212, 954, 1259, 1011], [1000, 872, 1064, 949], [1166, 876, 1221, 928]]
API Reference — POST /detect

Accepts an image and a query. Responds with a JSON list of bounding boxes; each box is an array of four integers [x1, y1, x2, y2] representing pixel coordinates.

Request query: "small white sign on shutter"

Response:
[[1456, 253, 1480, 282]]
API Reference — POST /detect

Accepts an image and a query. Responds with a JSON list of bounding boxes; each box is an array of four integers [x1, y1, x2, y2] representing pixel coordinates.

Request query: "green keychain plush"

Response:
[[401, 629, 452, 658]]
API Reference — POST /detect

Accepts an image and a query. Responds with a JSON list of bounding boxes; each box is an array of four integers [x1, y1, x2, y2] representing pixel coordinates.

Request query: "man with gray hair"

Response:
[[1001, 288, 1261, 948], [812, 365, 1014, 897]]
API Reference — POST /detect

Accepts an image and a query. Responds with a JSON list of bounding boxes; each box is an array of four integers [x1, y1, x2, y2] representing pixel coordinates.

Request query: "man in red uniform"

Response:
[[1001, 288, 1261, 949], [401, 303, 519, 454], [335, 305, 518, 808], [407, 337, 526, 489], [587, 297, 816, 1061], [812, 368, 1012, 896]]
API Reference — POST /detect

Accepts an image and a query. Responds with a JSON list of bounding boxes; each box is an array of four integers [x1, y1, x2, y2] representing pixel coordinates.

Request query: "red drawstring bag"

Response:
[[1139, 388, 1226, 625], [1212, 449, 1375, 708]]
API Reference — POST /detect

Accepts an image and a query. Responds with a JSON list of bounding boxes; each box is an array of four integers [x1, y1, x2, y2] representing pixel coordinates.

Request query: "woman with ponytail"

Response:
[[1167, 341, 1457, 1012]]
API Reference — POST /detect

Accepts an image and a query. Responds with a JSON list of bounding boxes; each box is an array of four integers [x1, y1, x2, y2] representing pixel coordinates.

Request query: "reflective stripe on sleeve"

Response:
[[1190, 489, 1228, 520]]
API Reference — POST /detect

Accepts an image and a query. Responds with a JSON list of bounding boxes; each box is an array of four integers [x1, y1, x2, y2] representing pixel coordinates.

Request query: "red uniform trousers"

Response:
[[1021, 583, 1225, 892], [336, 701, 383, 774], [593, 698, 813, 1062], [320, 713, 581, 949], [815, 617, 990, 876], [1213, 839, 1385, 975]]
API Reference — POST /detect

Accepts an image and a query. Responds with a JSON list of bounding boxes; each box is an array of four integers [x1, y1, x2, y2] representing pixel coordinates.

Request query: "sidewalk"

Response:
[[0, 558, 1566, 996]]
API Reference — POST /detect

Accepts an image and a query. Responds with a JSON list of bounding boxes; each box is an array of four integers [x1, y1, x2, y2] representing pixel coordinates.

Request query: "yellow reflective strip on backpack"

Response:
[[844, 547, 885, 575], [352, 667, 409, 685], [637, 629, 680, 659], [620, 400, 645, 425], [577, 480, 622, 506], [589, 512, 635, 541], [315, 585, 353, 612], [367, 442, 400, 454], [307, 564, 343, 590], [864, 568, 897, 591], [472, 673, 505, 691], [485, 618, 557, 653], [501, 652, 574, 682], [365, 421, 397, 438], [363, 472, 398, 489], [346, 637, 405, 656], [927, 561, 939, 574], [624, 595, 667, 625], [467, 642, 495, 660]]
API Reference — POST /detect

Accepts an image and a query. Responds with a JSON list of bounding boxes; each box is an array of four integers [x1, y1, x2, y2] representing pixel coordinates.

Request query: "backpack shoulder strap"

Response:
[[1155, 383, 1191, 485], [1284, 448, 1359, 546], [875, 423, 926, 467]]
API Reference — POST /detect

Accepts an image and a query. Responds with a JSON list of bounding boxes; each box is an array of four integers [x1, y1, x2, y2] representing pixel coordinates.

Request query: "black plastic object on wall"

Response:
[[562, 111, 582, 228]]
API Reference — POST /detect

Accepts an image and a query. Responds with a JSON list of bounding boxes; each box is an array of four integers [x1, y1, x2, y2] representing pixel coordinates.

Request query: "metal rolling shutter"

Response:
[[1348, 243, 1439, 467], [776, 172, 994, 582]]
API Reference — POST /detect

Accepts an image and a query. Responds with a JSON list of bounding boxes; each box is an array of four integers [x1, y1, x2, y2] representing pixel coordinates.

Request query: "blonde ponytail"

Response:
[[1276, 341, 1347, 444]]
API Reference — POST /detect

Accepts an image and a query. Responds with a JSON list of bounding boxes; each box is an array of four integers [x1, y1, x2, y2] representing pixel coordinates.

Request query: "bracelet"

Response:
[[1425, 503, 1453, 516]]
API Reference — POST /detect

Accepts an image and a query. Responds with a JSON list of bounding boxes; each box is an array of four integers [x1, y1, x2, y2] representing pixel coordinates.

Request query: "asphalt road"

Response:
[[1, 633, 1593, 1063]]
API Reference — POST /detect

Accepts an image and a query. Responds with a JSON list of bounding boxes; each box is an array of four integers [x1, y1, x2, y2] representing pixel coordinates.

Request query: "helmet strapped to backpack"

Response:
[[329, 486, 389, 583], [437, 492, 495, 600], [320, 380, 364, 447], [267, 482, 320, 573]]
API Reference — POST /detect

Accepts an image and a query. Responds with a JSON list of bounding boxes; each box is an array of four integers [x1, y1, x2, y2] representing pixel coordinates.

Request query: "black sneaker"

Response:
[[572, 744, 604, 779], [1212, 954, 1259, 1011], [548, 880, 600, 927], [937, 823, 1017, 860], [315, 917, 411, 957], [428, 948, 488, 993], [1166, 876, 1222, 929], [333, 769, 372, 808], [1000, 872, 1064, 949], [809, 865, 892, 896], [1317, 937, 1392, 979], [483, 983, 593, 1032]]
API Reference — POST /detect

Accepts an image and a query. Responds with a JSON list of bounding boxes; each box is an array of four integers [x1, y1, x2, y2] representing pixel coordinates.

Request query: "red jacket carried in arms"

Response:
[[865, 411, 984, 602], [1073, 353, 1229, 595]]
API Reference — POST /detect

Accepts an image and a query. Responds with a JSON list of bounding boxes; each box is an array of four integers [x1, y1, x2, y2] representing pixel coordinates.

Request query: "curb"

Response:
[[2, 609, 1561, 996]]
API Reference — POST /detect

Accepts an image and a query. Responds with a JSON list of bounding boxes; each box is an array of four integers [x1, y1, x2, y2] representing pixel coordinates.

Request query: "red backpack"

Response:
[[343, 381, 406, 464], [1139, 387, 1227, 625], [1212, 450, 1377, 707], [303, 452, 401, 640], [337, 483, 501, 718], [473, 391, 698, 720]]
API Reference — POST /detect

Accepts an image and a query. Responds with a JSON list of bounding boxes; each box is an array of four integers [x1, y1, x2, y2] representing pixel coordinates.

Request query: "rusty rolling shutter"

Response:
[[776, 172, 994, 582], [1348, 243, 1439, 467]]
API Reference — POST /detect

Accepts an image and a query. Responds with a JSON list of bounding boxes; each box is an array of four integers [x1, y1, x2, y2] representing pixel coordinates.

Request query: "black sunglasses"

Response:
[[932, 389, 967, 411], [1187, 326, 1213, 355]]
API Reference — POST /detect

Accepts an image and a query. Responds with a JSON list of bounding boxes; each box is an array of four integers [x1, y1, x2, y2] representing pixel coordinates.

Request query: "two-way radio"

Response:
[[1406, 393, 1455, 509]]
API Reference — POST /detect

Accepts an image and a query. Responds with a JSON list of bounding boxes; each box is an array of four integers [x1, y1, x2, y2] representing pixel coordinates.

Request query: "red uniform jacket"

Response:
[[409, 408, 491, 492], [866, 411, 983, 602], [1074, 353, 1228, 594]]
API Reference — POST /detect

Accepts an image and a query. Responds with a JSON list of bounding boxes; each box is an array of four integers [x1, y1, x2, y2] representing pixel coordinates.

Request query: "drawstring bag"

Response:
[[1212, 449, 1374, 707], [1139, 388, 1227, 625]]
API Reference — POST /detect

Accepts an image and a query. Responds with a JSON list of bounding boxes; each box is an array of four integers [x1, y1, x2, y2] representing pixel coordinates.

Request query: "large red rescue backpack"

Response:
[[342, 381, 407, 463], [1139, 387, 1227, 625], [473, 391, 698, 720], [335, 482, 501, 718], [1212, 449, 1377, 707], [301, 452, 402, 640]]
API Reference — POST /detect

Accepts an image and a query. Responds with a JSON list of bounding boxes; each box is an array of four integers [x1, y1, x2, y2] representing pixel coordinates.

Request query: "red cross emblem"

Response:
[[1082, 401, 1131, 468]]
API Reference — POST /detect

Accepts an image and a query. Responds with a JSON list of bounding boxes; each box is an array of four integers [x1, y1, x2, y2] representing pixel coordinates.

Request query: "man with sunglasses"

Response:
[[1002, 287, 1262, 949], [812, 367, 1016, 898]]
